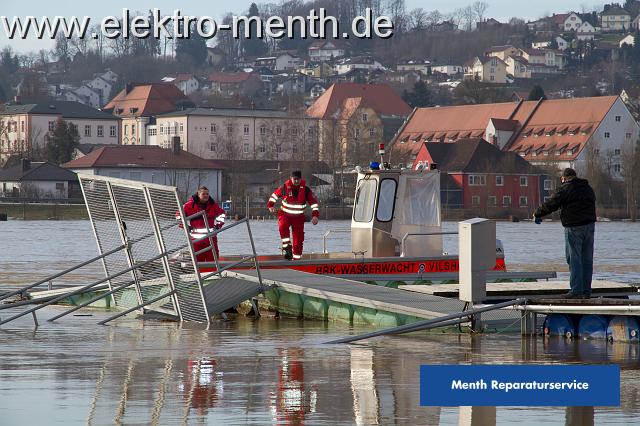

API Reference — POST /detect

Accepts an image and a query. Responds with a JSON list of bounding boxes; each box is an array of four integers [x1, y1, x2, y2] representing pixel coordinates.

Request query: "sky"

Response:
[[1, 0, 606, 53]]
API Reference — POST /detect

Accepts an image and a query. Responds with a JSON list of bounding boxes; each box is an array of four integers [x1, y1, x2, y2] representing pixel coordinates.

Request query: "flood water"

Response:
[[1, 219, 640, 425]]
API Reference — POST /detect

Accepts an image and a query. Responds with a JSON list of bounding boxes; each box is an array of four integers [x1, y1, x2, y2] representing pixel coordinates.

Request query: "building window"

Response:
[[308, 127, 315, 136], [544, 179, 554, 190], [110, 126, 116, 137], [495, 175, 504, 186], [259, 145, 265, 153], [355, 128, 360, 139], [490, 75, 495, 81], [503, 196, 511, 207], [520, 176, 528, 187], [227, 124, 233, 135], [293, 144, 298, 153], [244, 124, 250, 135], [472, 195, 480, 206], [276, 126, 282, 136], [97, 126, 104, 137], [468, 175, 486, 186], [20, 121, 25, 132], [292, 128, 298, 136], [369, 128, 375, 137], [362, 113, 368, 122], [519, 196, 528, 207], [260, 126, 266, 136], [210, 142, 217, 152], [604, 132, 610, 138], [124, 124, 128, 134], [243, 143, 249, 153], [131, 124, 136, 135], [488, 196, 497, 206], [614, 148, 621, 155], [626, 132, 632, 139], [276, 145, 282, 153], [615, 115, 621, 122], [147, 128, 156, 136], [211, 124, 217, 134], [614, 164, 621, 173], [129, 172, 142, 181], [49, 121, 55, 132], [84, 125, 91, 137], [55, 182, 65, 191]]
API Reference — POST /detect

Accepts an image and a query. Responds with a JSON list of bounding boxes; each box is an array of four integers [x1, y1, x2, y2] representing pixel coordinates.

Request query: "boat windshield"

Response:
[[353, 178, 377, 222]]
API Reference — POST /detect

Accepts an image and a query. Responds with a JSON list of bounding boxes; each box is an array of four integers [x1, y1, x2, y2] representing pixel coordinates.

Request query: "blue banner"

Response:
[[420, 365, 620, 406]]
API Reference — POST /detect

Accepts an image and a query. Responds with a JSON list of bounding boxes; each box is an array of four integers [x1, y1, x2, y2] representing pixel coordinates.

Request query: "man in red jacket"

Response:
[[180, 186, 226, 262], [267, 170, 319, 260]]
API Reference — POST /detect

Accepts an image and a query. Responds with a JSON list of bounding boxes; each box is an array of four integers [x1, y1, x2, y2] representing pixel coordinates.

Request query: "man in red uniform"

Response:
[[267, 170, 319, 260], [180, 186, 226, 262]]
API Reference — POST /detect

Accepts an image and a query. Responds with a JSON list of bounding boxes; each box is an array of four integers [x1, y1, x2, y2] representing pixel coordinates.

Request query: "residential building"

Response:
[[412, 138, 545, 216], [505, 56, 532, 79], [532, 37, 570, 50], [431, 64, 464, 75], [154, 108, 320, 162], [600, 6, 631, 32], [0, 100, 120, 164], [308, 40, 346, 62], [396, 59, 431, 75], [62, 144, 224, 201], [103, 83, 191, 146], [550, 13, 570, 30], [576, 21, 598, 40], [306, 83, 412, 167], [564, 12, 583, 31], [390, 96, 638, 180], [633, 14, 640, 30], [464, 56, 507, 83], [0, 158, 80, 199], [161, 74, 200, 96], [206, 72, 262, 97], [518, 48, 565, 75], [297, 62, 335, 79], [380, 71, 422, 86], [485, 45, 520, 61], [255, 53, 302, 71], [334, 56, 385, 75], [619, 34, 635, 47]]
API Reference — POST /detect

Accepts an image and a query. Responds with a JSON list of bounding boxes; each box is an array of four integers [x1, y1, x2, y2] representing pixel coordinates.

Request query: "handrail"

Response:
[[326, 298, 527, 344], [0, 244, 127, 302], [322, 228, 351, 253], [192, 218, 249, 244], [98, 290, 177, 325], [400, 231, 458, 257], [0, 249, 177, 326]]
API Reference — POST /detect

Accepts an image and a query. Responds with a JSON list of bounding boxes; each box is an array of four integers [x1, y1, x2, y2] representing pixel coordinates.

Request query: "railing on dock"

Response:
[[0, 175, 264, 326]]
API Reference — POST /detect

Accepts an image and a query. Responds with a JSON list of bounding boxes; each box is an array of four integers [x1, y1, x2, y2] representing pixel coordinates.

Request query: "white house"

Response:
[[0, 159, 80, 199], [308, 41, 345, 62], [396, 59, 431, 75], [62, 144, 224, 201], [431, 64, 464, 75], [577, 21, 597, 40], [619, 34, 635, 47], [161, 74, 200, 96], [334, 57, 385, 75], [564, 12, 583, 31], [0, 101, 120, 164]]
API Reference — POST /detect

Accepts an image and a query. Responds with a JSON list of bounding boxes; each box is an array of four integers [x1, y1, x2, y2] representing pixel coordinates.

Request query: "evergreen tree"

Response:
[[46, 118, 79, 164], [175, 22, 208, 67], [402, 81, 433, 108], [527, 85, 546, 101], [242, 3, 268, 57]]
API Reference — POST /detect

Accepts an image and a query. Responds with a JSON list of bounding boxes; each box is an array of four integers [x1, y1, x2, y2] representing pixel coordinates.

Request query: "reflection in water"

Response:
[[565, 407, 594, 426], [271, 348, 317, 425], [459, 406, 496, 426], [350, 347, 380, 426], [181, 358, 223, 417]]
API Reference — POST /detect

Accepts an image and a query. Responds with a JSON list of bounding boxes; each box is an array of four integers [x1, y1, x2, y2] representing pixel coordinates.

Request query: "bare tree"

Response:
[[472, 1, 489, 24], [408, 8, 428, 31], [461, 5, 476, 31], [425, 10, 443, 29]]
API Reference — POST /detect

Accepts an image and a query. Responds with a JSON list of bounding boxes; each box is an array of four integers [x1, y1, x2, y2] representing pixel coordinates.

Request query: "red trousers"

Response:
[[278, 214, 305, 259], [193, 237, 219, 262]]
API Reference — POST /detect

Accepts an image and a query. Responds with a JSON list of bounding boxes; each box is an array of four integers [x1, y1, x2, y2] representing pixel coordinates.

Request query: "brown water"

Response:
[[1, 220, 640, 424]]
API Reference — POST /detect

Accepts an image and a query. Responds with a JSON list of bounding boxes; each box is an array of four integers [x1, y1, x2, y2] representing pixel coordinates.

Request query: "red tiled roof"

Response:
[[207, 72, 255, 83], [103, 83, 188, 117], [391, 95, 619, 163], [62, 146, 224, 169], [305, 83, 412, 120]]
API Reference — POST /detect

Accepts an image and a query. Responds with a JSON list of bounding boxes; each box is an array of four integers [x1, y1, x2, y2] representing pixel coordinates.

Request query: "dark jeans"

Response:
[[564, 222, 595, 296]]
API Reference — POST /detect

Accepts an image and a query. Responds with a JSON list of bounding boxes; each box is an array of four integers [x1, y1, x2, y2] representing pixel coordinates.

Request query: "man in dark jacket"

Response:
[[534, 168, 596, 299]]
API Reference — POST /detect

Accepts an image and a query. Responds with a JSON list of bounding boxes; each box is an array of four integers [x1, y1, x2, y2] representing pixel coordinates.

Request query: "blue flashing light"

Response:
[[370, 161, 380, 170]]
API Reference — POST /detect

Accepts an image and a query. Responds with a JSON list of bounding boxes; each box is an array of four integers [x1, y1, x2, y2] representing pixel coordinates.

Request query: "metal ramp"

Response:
[[0, 175, 264, 326]]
